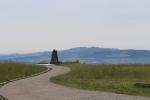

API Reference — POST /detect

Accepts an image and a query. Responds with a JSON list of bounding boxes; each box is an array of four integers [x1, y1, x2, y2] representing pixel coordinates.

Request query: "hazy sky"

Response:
[[0, 0, 150, 53]]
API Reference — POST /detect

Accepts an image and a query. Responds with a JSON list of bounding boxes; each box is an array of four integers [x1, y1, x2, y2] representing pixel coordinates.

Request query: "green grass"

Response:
[[51, 64, 150, 96], [0, 62, 47, 83]]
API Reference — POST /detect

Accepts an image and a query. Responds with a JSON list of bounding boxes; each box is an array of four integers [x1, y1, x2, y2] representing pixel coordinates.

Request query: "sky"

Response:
[[0, 0, 150, 53]]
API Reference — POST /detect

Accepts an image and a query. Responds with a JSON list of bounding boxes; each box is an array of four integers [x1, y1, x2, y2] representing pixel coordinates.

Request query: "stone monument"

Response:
[[50, 49, 59, 64]]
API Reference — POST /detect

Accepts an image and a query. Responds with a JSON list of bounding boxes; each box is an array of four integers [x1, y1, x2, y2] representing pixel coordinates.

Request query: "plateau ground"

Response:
[[0, 62, 47, 83], [51, 64, 150, 96]]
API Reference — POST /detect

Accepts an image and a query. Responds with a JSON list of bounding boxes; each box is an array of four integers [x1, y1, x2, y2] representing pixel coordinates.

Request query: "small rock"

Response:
[[134, 83, 150, 88]]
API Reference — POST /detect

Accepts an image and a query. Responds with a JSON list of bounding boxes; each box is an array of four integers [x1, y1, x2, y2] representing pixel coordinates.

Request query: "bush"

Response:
[[37, 60, 49, 64], [60, 60, 80, 64]]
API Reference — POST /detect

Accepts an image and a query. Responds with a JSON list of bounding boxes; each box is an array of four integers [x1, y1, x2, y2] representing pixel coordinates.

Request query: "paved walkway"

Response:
[[0, 65, 150, 100]]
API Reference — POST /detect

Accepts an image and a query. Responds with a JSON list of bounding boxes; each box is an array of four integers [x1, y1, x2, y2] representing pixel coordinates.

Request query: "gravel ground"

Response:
[[0, 95, 7, 100], [0, 65, 150, 100]]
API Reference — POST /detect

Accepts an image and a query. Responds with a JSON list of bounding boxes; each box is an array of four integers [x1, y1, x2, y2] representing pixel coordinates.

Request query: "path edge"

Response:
[[0, 65, 52, 100], [0, 65, 52, 88]]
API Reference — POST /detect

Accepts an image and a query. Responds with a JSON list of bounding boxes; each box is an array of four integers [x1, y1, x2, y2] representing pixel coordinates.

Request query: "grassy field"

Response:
[[51, 64, 150, 96], [0, 62, 47, 83]]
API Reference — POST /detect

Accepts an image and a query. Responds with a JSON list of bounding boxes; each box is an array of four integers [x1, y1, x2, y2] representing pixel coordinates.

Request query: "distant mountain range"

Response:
[[1, 47, 150, 64]]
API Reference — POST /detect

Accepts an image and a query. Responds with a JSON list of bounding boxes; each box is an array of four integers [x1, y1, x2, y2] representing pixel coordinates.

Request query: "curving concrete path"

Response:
[[0, 65, 150, 100]]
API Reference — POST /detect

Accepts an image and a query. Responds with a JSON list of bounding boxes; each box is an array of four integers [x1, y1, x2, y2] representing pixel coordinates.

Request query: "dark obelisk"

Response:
[[50, 49, 59, 64]]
